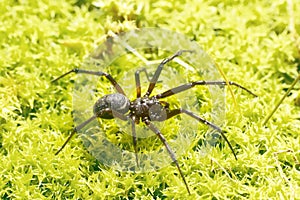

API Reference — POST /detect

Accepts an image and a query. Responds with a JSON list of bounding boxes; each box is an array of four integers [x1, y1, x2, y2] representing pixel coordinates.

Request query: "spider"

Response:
[[52, 50, 256, 194]]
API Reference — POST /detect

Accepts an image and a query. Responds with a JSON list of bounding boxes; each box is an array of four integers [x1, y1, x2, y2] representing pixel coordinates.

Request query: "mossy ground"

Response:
[[0, 0, 299, 199]]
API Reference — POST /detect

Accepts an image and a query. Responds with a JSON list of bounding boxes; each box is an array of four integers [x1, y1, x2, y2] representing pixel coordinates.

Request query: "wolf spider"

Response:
[[52, 50, 256, 194]]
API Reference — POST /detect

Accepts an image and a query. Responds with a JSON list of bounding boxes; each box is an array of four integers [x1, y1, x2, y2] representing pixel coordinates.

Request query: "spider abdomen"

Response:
[[93, 93, 130, 119]]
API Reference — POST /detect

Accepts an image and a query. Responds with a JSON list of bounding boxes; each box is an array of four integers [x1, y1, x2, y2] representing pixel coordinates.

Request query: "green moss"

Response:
[[0, 0, 299, 199]]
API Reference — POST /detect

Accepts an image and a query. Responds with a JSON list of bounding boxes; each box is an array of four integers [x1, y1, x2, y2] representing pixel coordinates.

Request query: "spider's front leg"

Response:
[[146, 50, 194, 96], [155, 80, 257, 99]]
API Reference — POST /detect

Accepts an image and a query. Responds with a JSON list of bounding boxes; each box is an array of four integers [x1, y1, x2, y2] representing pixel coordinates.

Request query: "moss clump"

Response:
[[0, 0, 299, 199]]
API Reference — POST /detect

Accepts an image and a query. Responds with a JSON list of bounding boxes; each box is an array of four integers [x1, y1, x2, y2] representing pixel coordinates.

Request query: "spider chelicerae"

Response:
[[52, 50, 256, 194]]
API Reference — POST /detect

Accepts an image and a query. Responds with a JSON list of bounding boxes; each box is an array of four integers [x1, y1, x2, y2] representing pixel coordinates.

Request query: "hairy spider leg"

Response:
[[51, 68, 126, 95], [144, 120, 191, 194], [130, 116, 139, 167], [155, 80, 257, 99], [135, 68, 152, 98], [105, 111, 140, 168], [55, 115, 97, 155], [55, 110, 130, 155], [165, 108, 238, 160], [146, 50, 194, 96], [135, 67, 166, 98]]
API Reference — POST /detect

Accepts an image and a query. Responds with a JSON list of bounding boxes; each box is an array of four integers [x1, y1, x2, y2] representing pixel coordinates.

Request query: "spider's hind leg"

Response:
[[165, 108, 238, 160], [130, 117, 139, 167], [145, 120, 191, 194], [55, 115, 97, 155]]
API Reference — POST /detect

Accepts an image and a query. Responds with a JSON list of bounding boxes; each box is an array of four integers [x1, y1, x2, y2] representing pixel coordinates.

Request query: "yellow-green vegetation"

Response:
[[0, 0, 299, 199]]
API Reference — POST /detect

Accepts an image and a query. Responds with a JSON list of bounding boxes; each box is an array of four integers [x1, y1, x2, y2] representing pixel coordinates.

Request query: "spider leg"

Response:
[[135, 68, 152, 98], [55, 111, 129, 155], [146, 50, 194, 96], [165, 108, 237, 160], [111, 112, 140, 168], [130, 116, 139, 167], [51, 68, 126, 95], [55, 115, 97, 155], [135, 68, 164, 98], [155, 80, 257, 99], [145, 119, 191, 194]]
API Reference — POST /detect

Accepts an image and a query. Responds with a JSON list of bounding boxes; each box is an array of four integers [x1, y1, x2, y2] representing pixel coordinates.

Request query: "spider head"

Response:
[[93, 93, 130, 119]]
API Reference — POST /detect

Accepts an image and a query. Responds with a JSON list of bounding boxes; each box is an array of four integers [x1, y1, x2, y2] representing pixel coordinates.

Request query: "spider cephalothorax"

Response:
[[129, 96, 168, 123], [52, 50, 256, 194]]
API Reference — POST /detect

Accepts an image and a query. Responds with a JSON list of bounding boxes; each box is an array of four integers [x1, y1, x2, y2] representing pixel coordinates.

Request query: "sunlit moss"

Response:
[[0, 0, 299, 199]]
